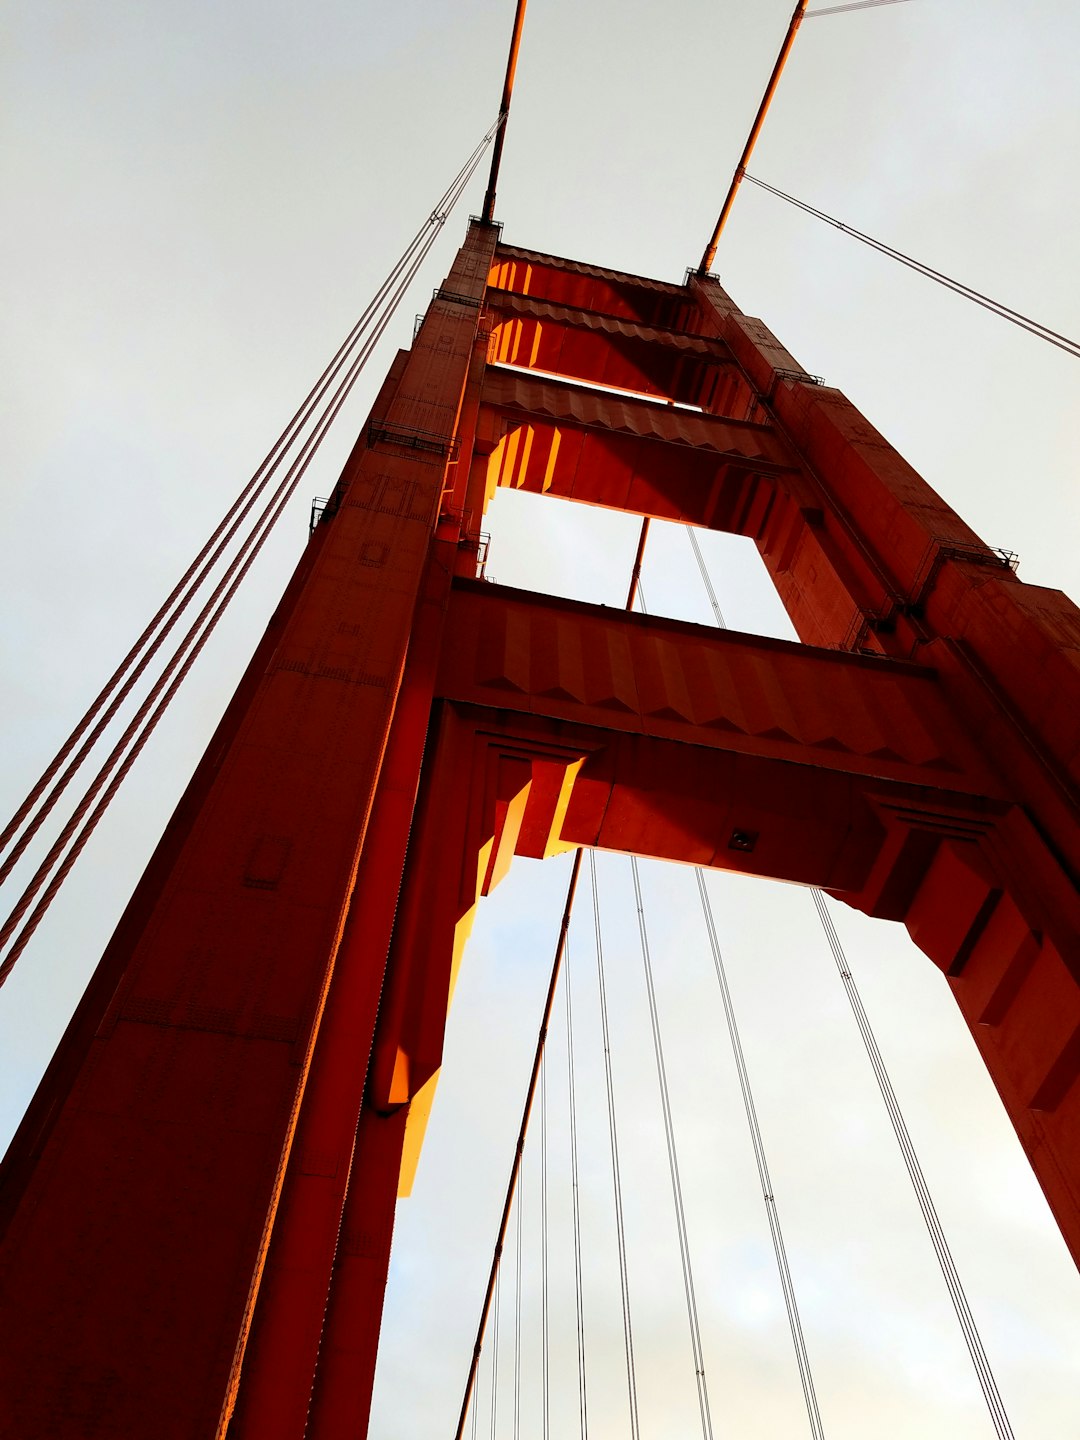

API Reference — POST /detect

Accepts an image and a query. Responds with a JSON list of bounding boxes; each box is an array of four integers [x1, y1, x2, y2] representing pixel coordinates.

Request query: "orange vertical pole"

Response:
[[698, 0, 809, 273], [481, 0, 529, 223]]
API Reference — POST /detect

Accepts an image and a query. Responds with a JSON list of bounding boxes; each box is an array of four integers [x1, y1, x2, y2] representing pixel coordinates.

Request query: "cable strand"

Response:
[[629, 857, 716, 1440], [811, 891, 1014, 1439], [588, 851, 641, 1440], [0, 125, 497, 983], [743, 172, 1080, 358], [0, 120, 499, 879]]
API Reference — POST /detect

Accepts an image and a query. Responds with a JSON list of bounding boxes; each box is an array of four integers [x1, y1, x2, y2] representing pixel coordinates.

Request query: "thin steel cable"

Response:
[[0, 120, 500, 882], [743, 172, 1080, 359], [521, 1169, 529, 1440], [540, 1054, 551, 1440], [0, 210, 442, 964], [453, 853, 583, 1440], [806, 0, 915, 14], [588, 851, 641, 1440], [0, 121, 495, 904], [651, 538, 826, 1435], [634, 569, 819, 1435], [682, 524, 1012, 1437], [629, 857, 715, 1440], [0, 131, 496, 982], [489, 1268, 501, 1440], [696, 871, 825, 1439], [564, 931, 590, 1440], [0, 221, 430, 887], [811, 891, 1015, 1439], [685, 528, 727, 628]]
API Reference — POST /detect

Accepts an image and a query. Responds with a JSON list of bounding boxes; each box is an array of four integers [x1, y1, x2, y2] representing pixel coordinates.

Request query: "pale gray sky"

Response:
[[2, 2, 1079, 1436]]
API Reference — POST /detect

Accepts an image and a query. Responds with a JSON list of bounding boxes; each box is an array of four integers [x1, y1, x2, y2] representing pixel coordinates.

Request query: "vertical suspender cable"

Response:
[[453, 852, 583, 1440], [513, 1173, 524, 1440], [489, 1270, 501, 1440], [696, 871, 825, 1439], [540, 1053, 551, 1440], [564, 931, 590, 1440], [632, 539, 821, 1436], [629, 857, 716, 1440], [684, 525, 1013, 1437], [812, 891, 1015, 1439], [588, 851, 641, 1440]]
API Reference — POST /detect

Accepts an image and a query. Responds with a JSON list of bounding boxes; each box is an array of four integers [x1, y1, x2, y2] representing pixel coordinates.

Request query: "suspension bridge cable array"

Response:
[[539, 1053, 552, 1440], [452, 851, 584, 1440], [588, 850, 642, 1440], [695, 870, 825, 1440], [811, 890, 1015, 1440], [564, 931, 591, 1440], [0, 120, 497, 885], [806, 0, 916, 15], [743, 172, 1080, 359], [684, 524, 1014, 1438], [0, 120, 501, 989], [513, 1173, 524, 1440], [632, 542, 823, 1438], [0, 199, 442, 872], [628, 857, 716, 1440]]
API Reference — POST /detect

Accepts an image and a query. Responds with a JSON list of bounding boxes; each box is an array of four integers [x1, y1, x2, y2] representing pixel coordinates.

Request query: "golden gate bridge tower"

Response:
[[1, 5, 1079, 1437]]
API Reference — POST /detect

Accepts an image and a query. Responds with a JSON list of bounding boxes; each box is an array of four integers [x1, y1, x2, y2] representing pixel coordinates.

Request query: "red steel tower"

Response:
[[1, 219, 1079, 1436]]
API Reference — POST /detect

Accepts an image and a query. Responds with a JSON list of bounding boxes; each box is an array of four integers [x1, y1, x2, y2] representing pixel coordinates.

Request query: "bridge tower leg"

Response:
[[1, 222, 1078, 1436]]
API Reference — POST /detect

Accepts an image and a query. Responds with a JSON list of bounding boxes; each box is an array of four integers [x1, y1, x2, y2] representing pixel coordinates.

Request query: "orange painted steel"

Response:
[[1, 223, 1079, 1437], [698, 0, 810, 274], [481, 0, 529, 223]]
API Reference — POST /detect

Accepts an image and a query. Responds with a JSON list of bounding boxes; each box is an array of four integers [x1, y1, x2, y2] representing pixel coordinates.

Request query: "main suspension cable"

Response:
[[0, 124, 498, 986], [699, 0, 809, 273], [1, 209, 444, 970], [0, 121, 500, 886], [629, 857, 716, 1440], [743, 172, 1080, 359], [588, 851, 641, 1440], [482, 0, 529, 223]]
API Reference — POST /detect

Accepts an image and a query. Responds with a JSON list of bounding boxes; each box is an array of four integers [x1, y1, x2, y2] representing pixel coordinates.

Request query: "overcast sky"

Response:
[[2, 2, 1079, 1436]]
